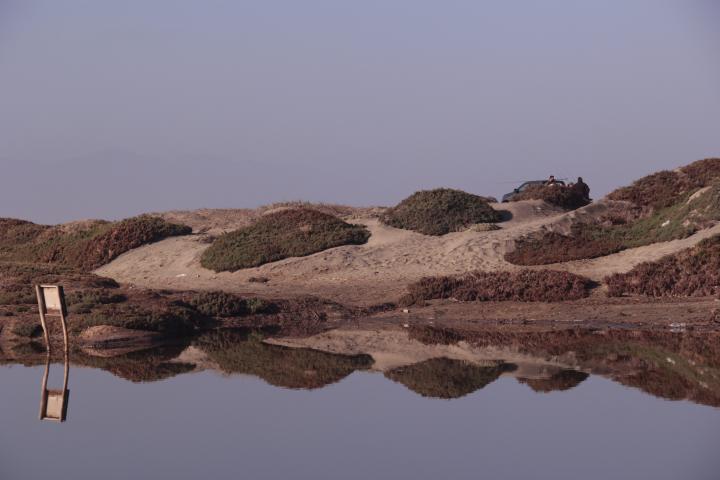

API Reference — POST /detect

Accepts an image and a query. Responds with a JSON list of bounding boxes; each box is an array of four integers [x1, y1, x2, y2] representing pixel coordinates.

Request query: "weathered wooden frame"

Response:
[[35, 285, 69, 352]]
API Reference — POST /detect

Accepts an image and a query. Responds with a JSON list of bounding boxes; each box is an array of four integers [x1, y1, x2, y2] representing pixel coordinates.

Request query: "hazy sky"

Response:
[[1, 0, 719, 224]]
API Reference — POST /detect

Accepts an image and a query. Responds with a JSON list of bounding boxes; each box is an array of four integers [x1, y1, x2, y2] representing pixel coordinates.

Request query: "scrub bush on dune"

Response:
[[511, 185, 591, 210], [507, 159, 720, 266], [400, 269, 594, 305], [606, 235, 720, 297], [200, 208, 370, 271], [0, 215, 191, 271], [380, 188, 500, 236], [608, 157, 720, 209], [60, 215, 193, 270]]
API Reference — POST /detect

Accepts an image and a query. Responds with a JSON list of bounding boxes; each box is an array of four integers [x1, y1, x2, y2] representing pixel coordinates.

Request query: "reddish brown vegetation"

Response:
[[512, 185, 590, 210], [71, 215, 192, 270], [608, 158, 720, 209], [401, 269, 594, 305], [505, 227, 623, 265], [606, 235, 720, 297], [0, 215, 191, 271], [508, 159, 720, 266]]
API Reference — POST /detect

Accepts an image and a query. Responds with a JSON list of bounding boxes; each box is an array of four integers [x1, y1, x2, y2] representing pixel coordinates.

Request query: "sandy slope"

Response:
[[95, 200, 720, 306]]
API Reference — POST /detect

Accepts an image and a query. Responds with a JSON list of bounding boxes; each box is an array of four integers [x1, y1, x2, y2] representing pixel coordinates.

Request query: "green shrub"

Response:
[[381, 188, 500, 236], [66, 289, 127, 314], [185, 291, 272, 317], [200, 208, 370, 271]]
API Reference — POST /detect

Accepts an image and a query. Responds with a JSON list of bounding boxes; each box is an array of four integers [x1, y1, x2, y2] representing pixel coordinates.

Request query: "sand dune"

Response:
[[95, 199, 720, 306]]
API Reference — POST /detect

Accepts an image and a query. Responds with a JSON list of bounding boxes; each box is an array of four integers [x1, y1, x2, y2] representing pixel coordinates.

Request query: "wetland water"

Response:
[[1, 333, 719, 480]]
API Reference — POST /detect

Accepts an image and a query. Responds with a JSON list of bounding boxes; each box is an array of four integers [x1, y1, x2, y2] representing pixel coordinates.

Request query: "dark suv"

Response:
[[502, 180, 565, 202]]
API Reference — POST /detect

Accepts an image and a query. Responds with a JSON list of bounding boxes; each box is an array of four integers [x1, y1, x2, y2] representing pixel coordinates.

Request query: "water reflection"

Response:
[[385, 358, 517, 399], [39, 351, 70, 422], [2, 327, 719, 409]]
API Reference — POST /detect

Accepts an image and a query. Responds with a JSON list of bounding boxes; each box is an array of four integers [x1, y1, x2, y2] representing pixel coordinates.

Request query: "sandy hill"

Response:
[[94, 197, 720, 306]]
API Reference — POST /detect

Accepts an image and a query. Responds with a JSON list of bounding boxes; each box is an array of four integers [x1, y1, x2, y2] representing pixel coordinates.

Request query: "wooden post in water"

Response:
[[35, 284, 70, 422]]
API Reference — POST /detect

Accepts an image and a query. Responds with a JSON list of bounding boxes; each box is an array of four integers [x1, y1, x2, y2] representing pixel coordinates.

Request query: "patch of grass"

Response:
[[195, 330, 374, 389], [606, 234, 720, 297], [401, 269, 594, 305], [200, 208, 370, 271], [0, 285, 36, 305], [512, 185, 591, 210], [384, 358, 516, 399], [185, 291, 273, 317], [11, 323, 43, 338], [66, 289, 127, 314], [380, 188, 500, 236]]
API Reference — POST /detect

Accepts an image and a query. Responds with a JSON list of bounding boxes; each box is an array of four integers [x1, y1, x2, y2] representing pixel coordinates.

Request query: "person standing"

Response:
[[574, 176, 590, 199]]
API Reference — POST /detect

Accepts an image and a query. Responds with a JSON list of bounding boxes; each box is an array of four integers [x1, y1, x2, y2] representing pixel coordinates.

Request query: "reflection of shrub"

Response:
[[401, 269, 593, 305], [512, 185, 590, 210], [606, 235, 720, 297], [186, 291, 273, 317], [201, 208, 370, 271], [385, 358, 516, 399], [196, 330, 373, 389], [519, 369, 589, 393], [381, 188, 500, 236], [75, 344, 195, 383]]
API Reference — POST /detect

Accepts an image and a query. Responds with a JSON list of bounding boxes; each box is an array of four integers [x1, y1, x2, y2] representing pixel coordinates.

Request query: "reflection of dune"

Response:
[[409, 325, 720, 407], [195, 330, 373, 389], [518, 369, 589, 393], [385, 358, 516, 399]]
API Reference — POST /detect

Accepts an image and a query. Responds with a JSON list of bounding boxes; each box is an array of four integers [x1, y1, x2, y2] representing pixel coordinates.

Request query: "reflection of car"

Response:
[[502, 180, 565, 202]]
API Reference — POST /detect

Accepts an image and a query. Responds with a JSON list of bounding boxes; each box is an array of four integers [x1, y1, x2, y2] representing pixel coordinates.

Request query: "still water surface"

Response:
[[1, 341, 719, 480]]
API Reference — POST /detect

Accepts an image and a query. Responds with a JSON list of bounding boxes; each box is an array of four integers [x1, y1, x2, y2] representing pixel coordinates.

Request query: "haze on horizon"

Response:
[[1, 0, 719, 224]]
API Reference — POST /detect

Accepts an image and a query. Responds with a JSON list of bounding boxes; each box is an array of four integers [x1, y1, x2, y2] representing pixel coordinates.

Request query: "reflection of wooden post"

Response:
[[39, 350, 70, 422], [35, 285, 69, 353]]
